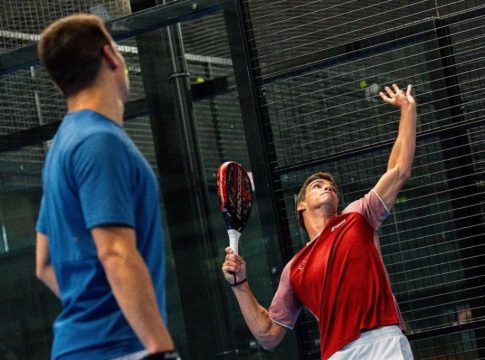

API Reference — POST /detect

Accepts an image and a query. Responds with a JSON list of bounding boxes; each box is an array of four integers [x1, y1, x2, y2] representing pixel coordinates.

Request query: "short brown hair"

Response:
[[38, 14, 113, 97], [295, 172, 337, 228]]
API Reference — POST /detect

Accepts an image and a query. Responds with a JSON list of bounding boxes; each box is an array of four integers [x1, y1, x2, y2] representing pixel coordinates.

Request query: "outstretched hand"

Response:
[[222, 247, 247, 285], [379, 84, 415, 107]]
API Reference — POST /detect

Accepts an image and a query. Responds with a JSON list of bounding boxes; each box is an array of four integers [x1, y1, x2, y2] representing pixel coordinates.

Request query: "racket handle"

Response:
[[227, 229, 241, 255]]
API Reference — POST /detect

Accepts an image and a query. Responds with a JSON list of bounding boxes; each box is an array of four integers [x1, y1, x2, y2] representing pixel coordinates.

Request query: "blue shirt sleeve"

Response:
[[36, 194, 48, 234], [72, 131, 136, 230]]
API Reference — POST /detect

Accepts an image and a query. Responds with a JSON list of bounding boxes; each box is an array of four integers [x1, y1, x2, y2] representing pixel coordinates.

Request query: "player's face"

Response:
[[304, 179, 338, 213]]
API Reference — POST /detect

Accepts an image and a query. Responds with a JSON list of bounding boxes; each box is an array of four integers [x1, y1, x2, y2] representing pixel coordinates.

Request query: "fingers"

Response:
[[385, 86, 395, 98], [225, 247, 246, 267], [223, 251, 245, 271], [406, 84, 412, 96], [222, 246, 247, 285], [379, 90, 392, 103], [222, 254, 246, 283], [380, 83, 415, 105], [224, 254, 244, 267], [392, 83, 403, 94], [222, 262, 238, 274], [379, 85, 398, 104], [224, 248, 241, 264]]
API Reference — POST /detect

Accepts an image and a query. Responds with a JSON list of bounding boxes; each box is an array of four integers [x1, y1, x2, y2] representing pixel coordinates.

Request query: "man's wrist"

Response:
[[231, 279, 249, 292], [400, 102, 416, 110], [230, 278, 247, 287]]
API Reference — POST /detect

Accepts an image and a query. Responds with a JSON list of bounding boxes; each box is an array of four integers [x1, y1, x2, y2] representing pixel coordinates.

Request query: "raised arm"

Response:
[[222, 248, 286, 349], [374, 84, 417, 209], [92, 226, 175, 354]]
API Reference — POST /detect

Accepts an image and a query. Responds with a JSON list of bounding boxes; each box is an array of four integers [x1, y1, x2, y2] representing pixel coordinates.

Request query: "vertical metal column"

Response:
[[221, 0, 287, 280], [136, 21, 230, 359], [426, 19, 485, 353], [222, 0, 302, 357]]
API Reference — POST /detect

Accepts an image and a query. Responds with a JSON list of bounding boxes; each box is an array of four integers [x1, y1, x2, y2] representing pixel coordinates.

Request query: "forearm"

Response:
[[232, 282, 285, 349], [36, 232, 60, 298], [102, 252, 174, 353], [388, 103, 417, 175], [37, 264, 60, 298]]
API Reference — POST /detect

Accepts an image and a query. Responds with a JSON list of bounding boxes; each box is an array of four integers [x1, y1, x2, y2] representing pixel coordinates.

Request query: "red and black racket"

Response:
[[217, 161, 253, 255]]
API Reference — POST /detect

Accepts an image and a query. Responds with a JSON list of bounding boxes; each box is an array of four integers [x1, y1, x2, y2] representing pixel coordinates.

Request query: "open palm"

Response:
[[379, 84, 415, 107]]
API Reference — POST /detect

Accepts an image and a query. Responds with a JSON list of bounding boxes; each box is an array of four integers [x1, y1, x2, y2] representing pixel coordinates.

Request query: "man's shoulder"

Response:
[[342, 190, 390, 229], [342, 190, 386, 212]]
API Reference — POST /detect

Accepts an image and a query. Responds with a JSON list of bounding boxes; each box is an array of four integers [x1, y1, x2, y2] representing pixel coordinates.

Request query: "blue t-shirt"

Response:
[[36, 110, 167, 359]]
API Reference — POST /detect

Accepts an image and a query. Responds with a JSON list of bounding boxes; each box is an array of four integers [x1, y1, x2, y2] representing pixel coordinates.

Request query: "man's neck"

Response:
[[305, 209, 338, 242], [66, 86, 124, 126]]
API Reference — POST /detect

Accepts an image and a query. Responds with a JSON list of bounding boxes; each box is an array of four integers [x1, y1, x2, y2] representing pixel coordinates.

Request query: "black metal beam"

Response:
[[429, 17, 485, 358], [438, 3, 485, 27], [0, 0, 222, 76], [258, 4, 485, 86], [271, 114, 485, 176], [0, 98, 146, 153], [135, 20, 233, 357], [130, 0, 158, 13], [260, 21, 433, 86], [0, 77, 232, 154], [190, 75, 230, 100], [0, 122, 60, 153], [106, 0, 221, 40], [222, 0, 302, 357], [407, 318, 485, 342], [0, 45, 39, 77]]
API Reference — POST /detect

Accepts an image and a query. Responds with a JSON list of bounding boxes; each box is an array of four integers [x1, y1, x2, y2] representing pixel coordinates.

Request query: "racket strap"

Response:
[[230, 278, 247, 287]]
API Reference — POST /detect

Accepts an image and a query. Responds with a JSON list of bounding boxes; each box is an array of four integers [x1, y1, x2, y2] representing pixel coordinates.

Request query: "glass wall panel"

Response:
[[239, 0, 485, 357], [2, 0, 485, 359], [0, 4, 299, 360]]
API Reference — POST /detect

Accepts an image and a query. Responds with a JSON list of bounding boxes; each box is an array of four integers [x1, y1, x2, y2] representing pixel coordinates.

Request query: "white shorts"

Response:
[[329, 325, 414, 360], [111, 349, 149, 360]]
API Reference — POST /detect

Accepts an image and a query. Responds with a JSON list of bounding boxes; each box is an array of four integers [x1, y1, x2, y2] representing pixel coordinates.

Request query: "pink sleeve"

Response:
[[342, 189, 390, 229], [268, 261, 302, 330]]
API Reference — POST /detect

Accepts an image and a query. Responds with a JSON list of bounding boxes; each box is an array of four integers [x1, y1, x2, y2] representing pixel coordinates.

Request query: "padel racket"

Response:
[[217, 161, 253, 255]]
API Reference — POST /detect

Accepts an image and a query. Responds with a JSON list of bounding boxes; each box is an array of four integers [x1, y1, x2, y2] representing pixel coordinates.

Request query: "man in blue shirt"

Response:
[[35, 14, 179, 360]]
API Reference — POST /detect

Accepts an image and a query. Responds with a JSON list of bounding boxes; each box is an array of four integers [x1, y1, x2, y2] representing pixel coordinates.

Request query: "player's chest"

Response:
[[289, 214, 372, 302]]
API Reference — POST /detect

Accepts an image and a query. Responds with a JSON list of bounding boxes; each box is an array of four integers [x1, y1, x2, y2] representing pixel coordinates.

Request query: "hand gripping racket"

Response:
[[217, 161, 253, 256]]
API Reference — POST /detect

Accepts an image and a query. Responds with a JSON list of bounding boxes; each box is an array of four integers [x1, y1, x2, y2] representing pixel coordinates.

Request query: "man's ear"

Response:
[[297, 202, 306, 212], [101, 44, 118, 70]]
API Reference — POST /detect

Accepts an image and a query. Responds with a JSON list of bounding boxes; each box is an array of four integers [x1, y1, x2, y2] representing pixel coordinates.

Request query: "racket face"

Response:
[[217, 161, 253, 232]]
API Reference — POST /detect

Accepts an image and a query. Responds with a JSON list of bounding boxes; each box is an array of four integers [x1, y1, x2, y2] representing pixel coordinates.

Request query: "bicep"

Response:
[[91, 226, 137, 262], [373, 167, 406, 210]]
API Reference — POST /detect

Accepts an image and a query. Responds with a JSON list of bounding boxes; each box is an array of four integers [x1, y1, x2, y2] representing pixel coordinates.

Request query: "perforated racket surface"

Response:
[[217, 161, 253, 255]]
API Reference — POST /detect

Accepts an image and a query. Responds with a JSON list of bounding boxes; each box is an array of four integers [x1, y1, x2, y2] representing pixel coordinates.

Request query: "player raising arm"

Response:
[[222, 84, 416, 359]]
